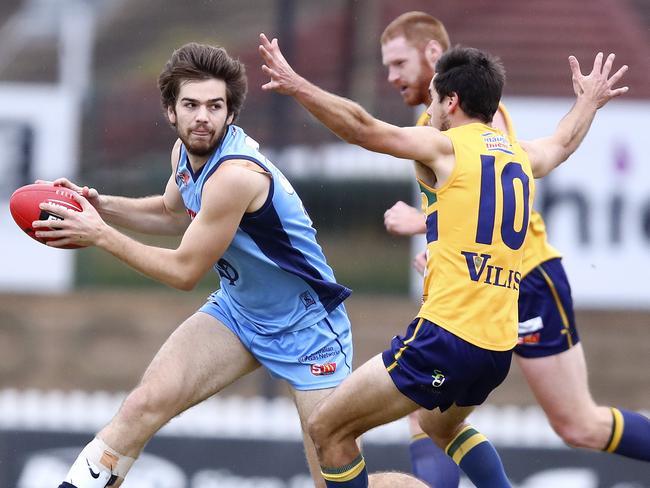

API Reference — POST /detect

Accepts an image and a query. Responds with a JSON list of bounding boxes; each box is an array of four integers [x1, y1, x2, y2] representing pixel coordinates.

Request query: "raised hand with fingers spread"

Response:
[[569, 52, 628, 107]]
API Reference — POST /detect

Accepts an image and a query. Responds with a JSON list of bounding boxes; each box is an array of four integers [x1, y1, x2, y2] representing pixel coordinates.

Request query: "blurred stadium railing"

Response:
[[2, 389, 649, 487]]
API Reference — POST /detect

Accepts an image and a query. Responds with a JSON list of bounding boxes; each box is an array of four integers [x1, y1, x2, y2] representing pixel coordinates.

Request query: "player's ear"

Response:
[[226, 112, 235, 125], [423, 40, 444, 70], [167, 105, 177, 126], [447, 92, 460, 112]]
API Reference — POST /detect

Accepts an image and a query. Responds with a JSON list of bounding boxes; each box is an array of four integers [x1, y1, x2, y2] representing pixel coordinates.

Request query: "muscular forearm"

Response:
[[97, 226, 198, 290], [550, 97, 597, 163], [98, 195, 187, 235], [292, 77, 376, 147]]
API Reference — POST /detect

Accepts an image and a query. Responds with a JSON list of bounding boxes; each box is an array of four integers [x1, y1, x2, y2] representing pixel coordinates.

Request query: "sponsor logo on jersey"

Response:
[[310, 362, 337, 376], [216, 258, 239, 286], [481, 132, 513, 155], [518, 333, 541, 345], [518, 316, 544, 335], [186, 208, 197, 220], [299, 291, 316, 309], [461, 251, 521, 291], [177, 170, 191, 186], [431, 369, 446, 388], [300, 346, 337, 364]]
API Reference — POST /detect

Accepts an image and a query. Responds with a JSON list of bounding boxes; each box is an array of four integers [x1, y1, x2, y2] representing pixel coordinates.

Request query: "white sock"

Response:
[[64, 437, 136, 487], [65, 457, 112, 488]]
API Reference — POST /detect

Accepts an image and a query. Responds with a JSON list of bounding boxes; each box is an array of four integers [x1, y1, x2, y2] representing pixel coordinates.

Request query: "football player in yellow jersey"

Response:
[[380, 12, 650, 488], [259, 32, 628, 488]]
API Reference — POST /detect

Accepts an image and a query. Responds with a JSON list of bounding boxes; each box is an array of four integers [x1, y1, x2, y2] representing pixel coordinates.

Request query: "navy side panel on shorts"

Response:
[[200, 299, 352, 390], [382, 319, 512, 411], [515, 258, 580, 358]]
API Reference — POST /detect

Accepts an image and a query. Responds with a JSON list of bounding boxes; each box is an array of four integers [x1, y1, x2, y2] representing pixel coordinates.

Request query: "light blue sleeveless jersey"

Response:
[[175, 125, 351, 335]]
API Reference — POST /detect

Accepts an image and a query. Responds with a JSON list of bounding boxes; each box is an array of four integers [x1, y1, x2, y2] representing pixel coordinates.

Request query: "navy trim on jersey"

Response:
[[426, 211, 438, 243], [202, 154, 275, 219], [239, 205, 351, 312]]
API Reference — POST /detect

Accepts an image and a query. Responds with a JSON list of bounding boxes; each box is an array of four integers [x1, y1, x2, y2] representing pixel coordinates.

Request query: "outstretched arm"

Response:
[[522, 52, 628, 178], [258, 33, 449, 166]]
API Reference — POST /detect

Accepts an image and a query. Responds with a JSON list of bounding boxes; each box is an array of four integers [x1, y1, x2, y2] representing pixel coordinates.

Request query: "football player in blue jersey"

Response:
[[34, 43, 353, 488]]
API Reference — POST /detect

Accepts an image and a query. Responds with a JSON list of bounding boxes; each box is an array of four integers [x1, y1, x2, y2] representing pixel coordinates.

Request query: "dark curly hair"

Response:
[[158, 42, 247, 122]]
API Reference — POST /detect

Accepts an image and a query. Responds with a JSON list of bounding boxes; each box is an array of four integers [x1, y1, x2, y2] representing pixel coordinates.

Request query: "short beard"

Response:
[[178, 123, 228, 158]]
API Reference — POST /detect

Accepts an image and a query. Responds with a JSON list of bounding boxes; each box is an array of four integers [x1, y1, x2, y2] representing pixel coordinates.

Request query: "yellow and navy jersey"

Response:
[[497, 105, 561, 276], [418, 106, 561, 277], [417, 123, 535, 350]]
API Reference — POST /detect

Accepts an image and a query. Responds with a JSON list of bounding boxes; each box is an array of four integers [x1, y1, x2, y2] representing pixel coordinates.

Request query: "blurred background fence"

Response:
[[0, 0, 649, 486]]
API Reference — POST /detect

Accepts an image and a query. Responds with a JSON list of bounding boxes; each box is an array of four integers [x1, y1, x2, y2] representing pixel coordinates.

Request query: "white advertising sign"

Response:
[[505, 97, 650, 308], [0, 84, 79, 292]]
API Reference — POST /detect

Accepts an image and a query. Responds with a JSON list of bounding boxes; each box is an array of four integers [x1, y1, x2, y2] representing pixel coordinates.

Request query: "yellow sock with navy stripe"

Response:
[[321, 454, 368, 488], [446, 426, 511, 488], [603, 407, 650, 461]]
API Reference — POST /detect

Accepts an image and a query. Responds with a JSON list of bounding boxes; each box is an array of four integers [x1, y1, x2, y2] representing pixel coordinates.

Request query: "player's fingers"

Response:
[[35, 228, 65, 238], [81, 186, 98, 199], [259, 33, 272, 49], [609, 86, 629, 98], [45, 237, 73, 248], [591, 52, 603, 74], [568, 55, 582, 78], [32, 217, 67, 229], [261, 80, 277, 91], [258, 45, 272, 63], [52, 177, 77, 189], [601, 53, 615, 77], [608, 65, 629, 87], [66, 189, 90, 209], [38, 201, 75, 218]]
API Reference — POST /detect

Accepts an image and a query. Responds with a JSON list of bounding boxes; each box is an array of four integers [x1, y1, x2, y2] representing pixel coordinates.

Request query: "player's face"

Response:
[[168, 78, 234, 157], [381, 36, 434, 107], [426, 78, 450, 131]]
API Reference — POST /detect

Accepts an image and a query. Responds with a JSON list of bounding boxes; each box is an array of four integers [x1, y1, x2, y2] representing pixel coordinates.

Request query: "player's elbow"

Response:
[[174, 277, 199, 291], [168, 263, 203, 291], [531, 143, 570, 178], [532, 162, 552, 178]]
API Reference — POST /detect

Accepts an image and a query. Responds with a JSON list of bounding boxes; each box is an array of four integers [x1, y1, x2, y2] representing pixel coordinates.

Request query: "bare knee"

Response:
[[117, 382, 181, 430], [417, 410, 458, 449], [549, 412, 610, 450], [307, 403, 332, 451], [307, 402, 357, 454]]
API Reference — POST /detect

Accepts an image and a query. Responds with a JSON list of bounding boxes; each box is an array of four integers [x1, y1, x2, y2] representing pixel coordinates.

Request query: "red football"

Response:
[[9, 183, 85, 249]]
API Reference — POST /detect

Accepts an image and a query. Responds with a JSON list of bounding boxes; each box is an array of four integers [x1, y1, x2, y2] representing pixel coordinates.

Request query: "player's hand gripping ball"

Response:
[[9, 183, 85, 249]]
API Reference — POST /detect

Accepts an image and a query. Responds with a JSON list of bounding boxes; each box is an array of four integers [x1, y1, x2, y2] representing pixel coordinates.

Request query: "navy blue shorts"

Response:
[[382, 319, 512, 411], [515, 258, 580, 358]]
